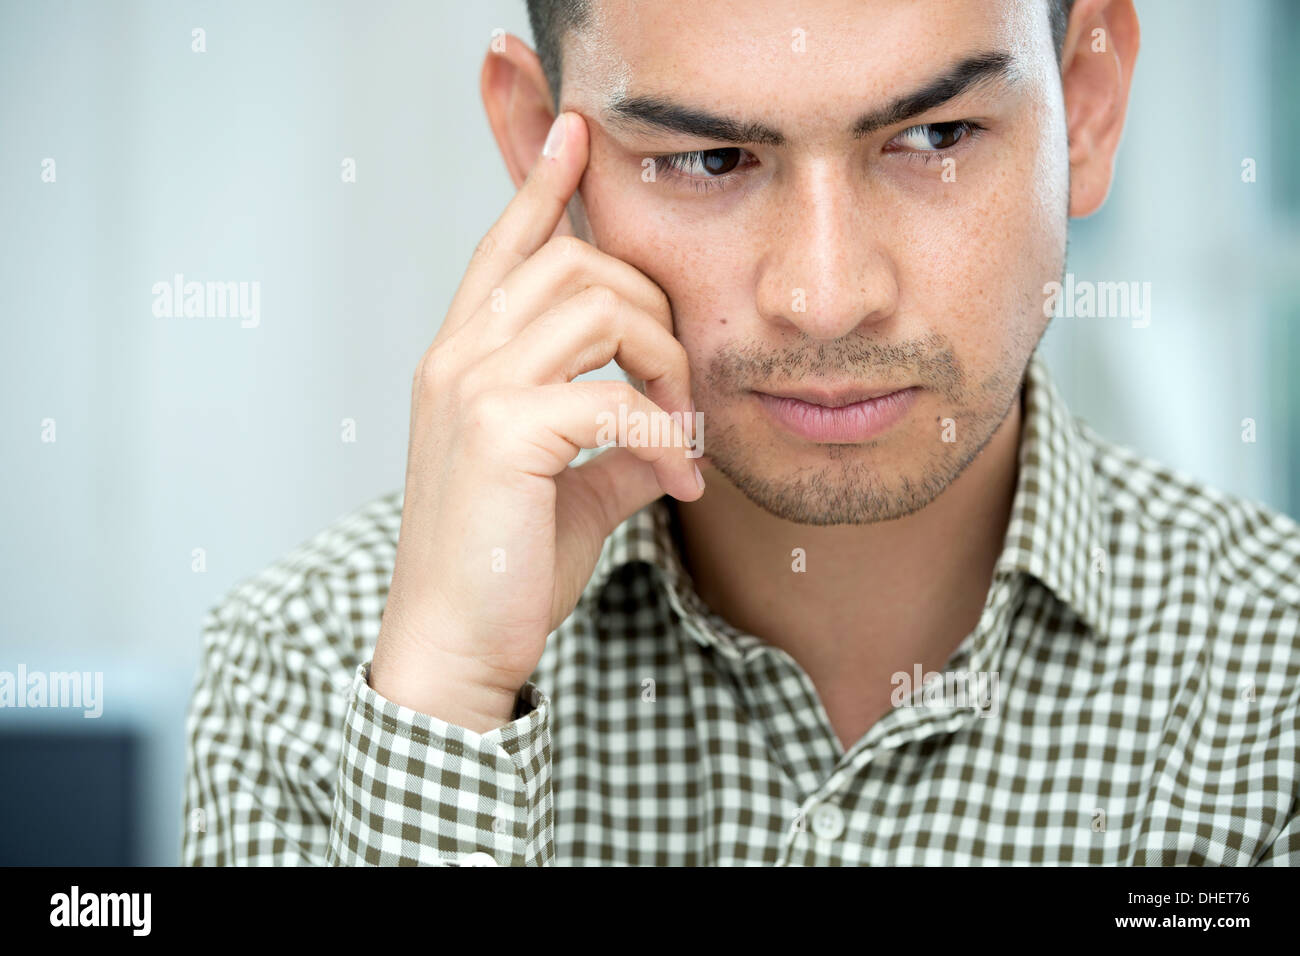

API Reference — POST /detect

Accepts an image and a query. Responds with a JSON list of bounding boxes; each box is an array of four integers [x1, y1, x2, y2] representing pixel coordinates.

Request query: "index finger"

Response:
[[442, 110, 590, 339]]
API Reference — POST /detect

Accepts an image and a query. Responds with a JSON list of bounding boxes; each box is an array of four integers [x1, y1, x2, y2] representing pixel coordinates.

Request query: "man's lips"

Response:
[[756, 385, 910, 407], [752, 386, 921, 442]]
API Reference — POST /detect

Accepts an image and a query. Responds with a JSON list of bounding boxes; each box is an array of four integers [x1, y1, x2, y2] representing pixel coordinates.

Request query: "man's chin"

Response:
[[694, 454, 928, 526]]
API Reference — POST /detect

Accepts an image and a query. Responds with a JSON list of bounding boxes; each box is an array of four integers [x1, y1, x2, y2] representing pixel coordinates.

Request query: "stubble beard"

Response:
[[694, 334, 1031, 526]]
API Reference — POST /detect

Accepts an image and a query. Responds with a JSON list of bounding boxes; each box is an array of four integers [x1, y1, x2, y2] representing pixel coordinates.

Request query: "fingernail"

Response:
[[542, 113, 567, 159], [695, 464, 705, 490]]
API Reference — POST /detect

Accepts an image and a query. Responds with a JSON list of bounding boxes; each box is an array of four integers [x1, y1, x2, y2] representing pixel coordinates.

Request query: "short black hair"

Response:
[[525, 0, 1077, 105]]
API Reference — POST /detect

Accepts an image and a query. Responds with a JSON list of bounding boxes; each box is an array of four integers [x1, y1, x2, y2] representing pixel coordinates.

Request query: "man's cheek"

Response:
[[581, 163, 753, 351], [585, 195, 714, 324], [584, 198, 674, 285]]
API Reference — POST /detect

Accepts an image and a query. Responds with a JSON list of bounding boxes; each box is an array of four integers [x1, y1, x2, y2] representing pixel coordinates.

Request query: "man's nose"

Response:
[[754, 161, 899, 341]]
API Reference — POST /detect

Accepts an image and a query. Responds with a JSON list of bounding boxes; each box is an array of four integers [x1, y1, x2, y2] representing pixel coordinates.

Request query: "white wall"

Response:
[[1043, 0, 1291, 508]]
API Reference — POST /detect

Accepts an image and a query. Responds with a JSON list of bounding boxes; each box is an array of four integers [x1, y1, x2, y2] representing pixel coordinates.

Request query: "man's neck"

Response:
[[674, 387, 1024, 750]]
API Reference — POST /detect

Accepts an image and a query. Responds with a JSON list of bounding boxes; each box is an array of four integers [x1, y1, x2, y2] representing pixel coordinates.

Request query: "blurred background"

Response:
[[1, 0, 1297, 865]]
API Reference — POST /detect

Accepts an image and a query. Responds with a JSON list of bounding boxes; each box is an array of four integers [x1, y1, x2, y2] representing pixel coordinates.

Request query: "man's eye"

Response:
[[890, 120, 980, 152], [656, 147, 749, 178]]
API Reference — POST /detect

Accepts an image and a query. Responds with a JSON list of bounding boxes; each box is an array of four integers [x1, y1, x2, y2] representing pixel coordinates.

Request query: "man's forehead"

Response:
[[560, 0, 1046, 118]]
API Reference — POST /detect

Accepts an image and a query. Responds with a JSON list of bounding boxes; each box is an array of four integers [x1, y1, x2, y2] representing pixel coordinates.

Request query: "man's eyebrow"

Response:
[[604, 95, 786, 146], [852, 51, 1015, 137], [602, 51, 1015, 147]]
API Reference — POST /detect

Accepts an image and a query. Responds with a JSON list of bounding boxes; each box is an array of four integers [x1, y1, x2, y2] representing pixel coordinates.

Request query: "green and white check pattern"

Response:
[[182, 351, 1300, 865]]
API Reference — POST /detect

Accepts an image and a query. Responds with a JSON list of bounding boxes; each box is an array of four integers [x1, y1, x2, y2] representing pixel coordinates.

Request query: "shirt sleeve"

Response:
[[326, 662, 554, 866], [182, 578, 554, 867]]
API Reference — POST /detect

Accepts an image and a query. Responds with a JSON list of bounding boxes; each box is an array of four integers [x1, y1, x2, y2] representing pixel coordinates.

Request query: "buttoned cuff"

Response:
[[327, 661, 553, 866]]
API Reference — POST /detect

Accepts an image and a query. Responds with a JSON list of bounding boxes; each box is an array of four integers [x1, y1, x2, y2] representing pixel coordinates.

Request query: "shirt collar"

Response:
[[586, 350, 1112, 654], [995, 349, 1113, 641]]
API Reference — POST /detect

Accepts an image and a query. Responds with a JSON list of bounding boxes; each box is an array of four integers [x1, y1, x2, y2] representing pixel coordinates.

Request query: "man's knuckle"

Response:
[[546, 234, 588, 263], [474, 229, 499, 260], [582, 284, 622, 320], [452, 364, 485, 405], [415, 349, 448, 398], [467, 389, 516, 432], [648, 283, 672, 323], [611, 381, 643, 407], [669, 336, 690, 373]]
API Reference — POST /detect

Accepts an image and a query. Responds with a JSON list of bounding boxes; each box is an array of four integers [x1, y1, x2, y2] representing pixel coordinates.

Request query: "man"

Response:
[[183, 0, 1300, 865]]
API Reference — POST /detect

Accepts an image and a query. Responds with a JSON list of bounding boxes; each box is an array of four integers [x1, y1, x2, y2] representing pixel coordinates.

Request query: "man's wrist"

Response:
[[368, 656, 520, 732]]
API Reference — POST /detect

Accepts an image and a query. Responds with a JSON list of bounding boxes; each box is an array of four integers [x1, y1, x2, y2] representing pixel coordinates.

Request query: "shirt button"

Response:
[[809, 802, 845, 840], [460, 852, 499, 866]]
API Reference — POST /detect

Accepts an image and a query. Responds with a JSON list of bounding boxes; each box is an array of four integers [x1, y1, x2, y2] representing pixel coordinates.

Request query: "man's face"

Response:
[[560, 0, 1070, 525]]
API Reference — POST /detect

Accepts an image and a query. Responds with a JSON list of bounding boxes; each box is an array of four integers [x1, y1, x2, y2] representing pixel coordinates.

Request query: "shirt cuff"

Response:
[[327, 661, 553, 866]]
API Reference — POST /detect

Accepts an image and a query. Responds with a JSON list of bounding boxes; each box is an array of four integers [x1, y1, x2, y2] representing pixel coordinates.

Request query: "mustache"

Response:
[[703, 332, 965, 398]]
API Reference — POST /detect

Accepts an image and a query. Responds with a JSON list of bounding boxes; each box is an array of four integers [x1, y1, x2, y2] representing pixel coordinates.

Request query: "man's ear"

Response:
[[481, 32, 558, 191], [480, 33, 579, 239], [1059, 0, 1140, 217]]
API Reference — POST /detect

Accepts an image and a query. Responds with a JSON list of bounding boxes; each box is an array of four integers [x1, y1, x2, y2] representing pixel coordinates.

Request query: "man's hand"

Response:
[[369, 111, 703, 731]]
